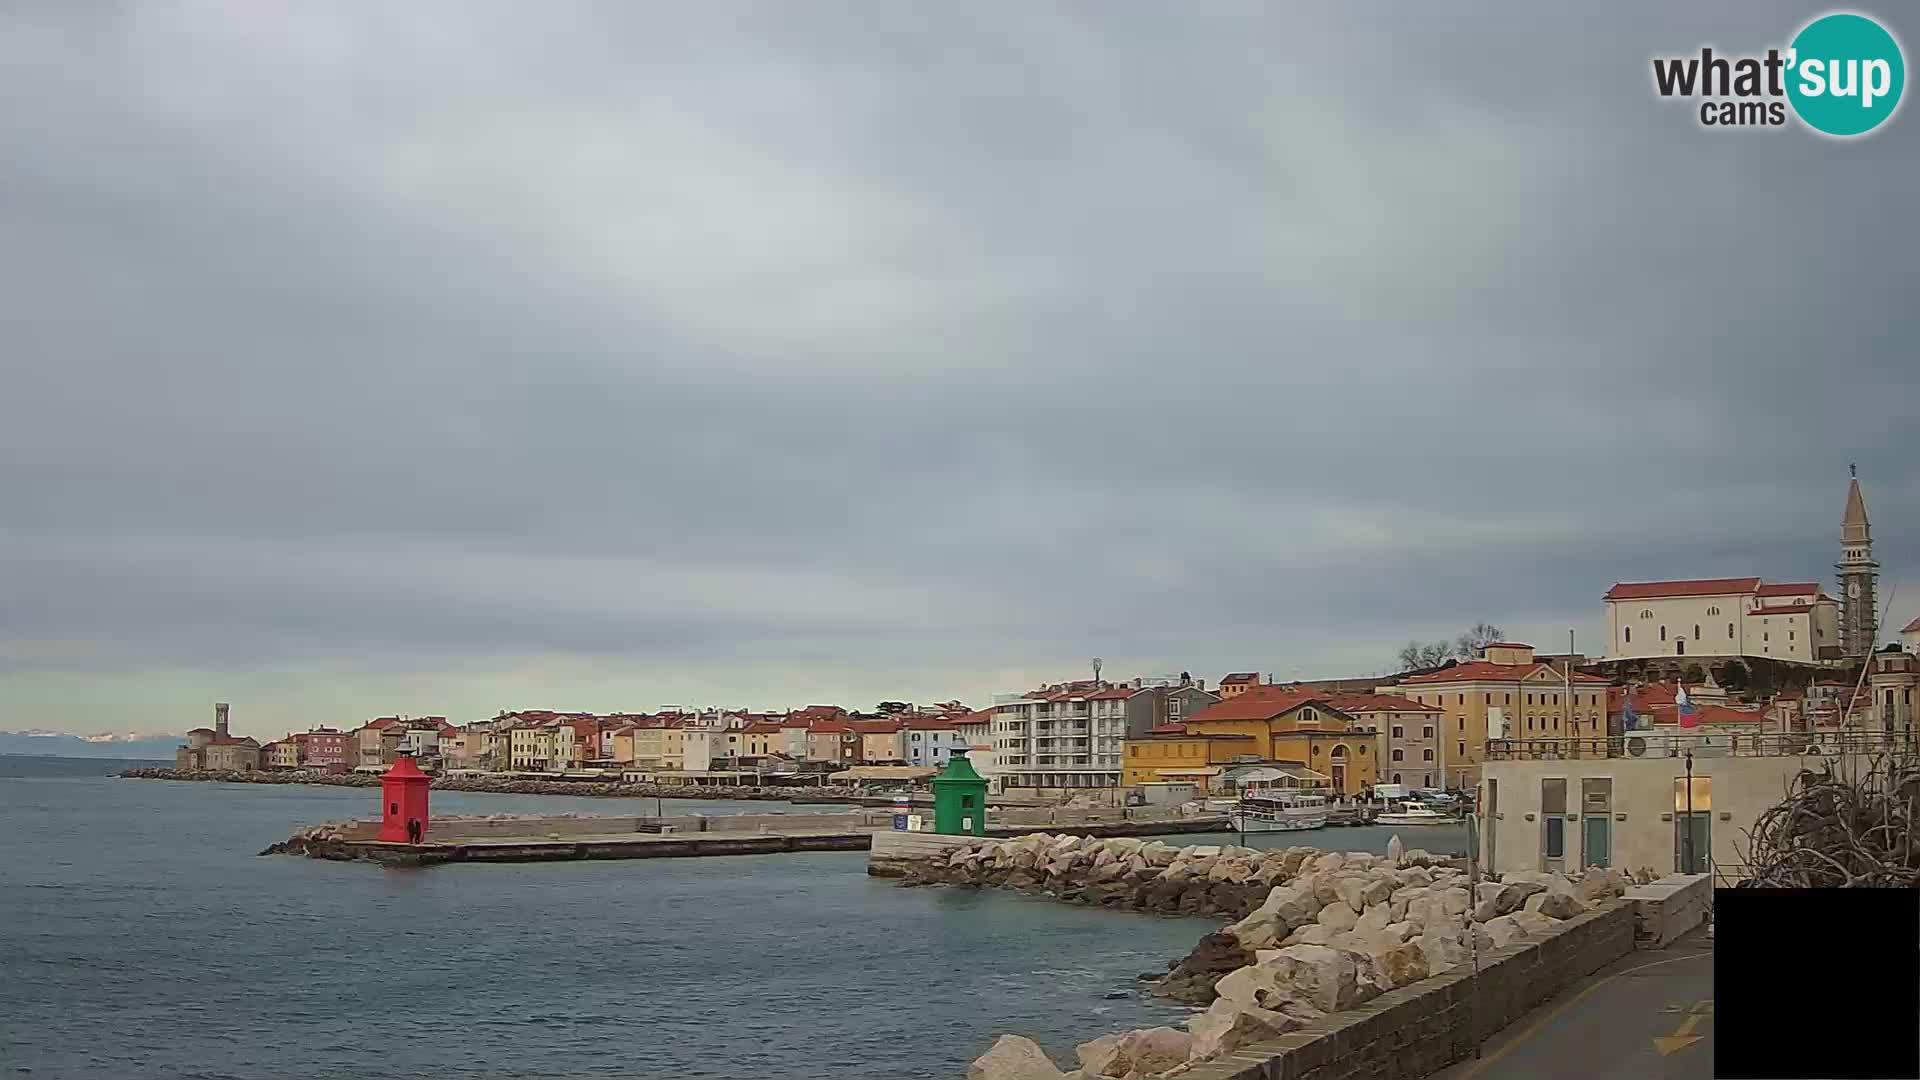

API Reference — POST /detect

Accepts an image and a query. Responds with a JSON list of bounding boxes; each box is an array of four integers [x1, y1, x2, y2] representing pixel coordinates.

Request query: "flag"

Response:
[[1676, 685, 1699, 730], [1622, 696, 1640, 731]]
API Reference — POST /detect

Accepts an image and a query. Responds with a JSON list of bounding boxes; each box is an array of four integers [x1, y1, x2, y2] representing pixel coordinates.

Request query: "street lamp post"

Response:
[[1682, 748, 1695, 874]]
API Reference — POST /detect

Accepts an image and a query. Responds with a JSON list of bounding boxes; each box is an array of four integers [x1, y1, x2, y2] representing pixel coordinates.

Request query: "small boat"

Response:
[[1229, 790, 1331, 833], [1374, 800, 1453, 826]]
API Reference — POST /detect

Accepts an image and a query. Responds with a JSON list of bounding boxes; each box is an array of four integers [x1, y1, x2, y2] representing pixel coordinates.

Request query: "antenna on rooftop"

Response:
[[1091, 657, 1103, 683]]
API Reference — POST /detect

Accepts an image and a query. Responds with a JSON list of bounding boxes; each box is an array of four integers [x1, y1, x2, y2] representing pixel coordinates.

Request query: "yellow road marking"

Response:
[[1653, 1009, 1709, 1056], [1448, 950, 1712, 1080]]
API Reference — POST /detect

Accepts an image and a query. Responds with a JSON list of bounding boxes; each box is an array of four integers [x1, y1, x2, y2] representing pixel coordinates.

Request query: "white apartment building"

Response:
[[1603, 578, 1840, 664], [989, 682, 1131, 791]]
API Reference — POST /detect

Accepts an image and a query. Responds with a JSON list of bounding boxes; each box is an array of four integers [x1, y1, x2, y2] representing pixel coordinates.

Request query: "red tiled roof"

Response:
[[849, 720, 903, 734], [1146, 723, 1190, 735], [954, 709, 995, 726], [901, 716, 964, 731], [1756, 582, 1818, 596], [809, 721, 853, 735], [1325, 693, 1439, 714], [1481, 642, 1532, 650], [1086, 687, 1137, 701], [741, 722, 784, 734], [209, 736, 259, 747], [1904, 616, 1920, 634], [1403, 661, 1609, 685], [1186, 687, 1325, 722], [187, 727, 215, 735], [1605, 577, 1762, 600], [1220, 672, 1261, 684], [1644, 704, 1766, 727]]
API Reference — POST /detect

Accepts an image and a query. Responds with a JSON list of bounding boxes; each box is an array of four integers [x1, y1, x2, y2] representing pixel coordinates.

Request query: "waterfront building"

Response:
[[551, 718, 601, 769], [263, 739, 299, 770], [902, 716, 965, 768], [851, 719, 906, 764], [740, 721, 784, 757], [354, 717, 406, 768], [805, 720, 861, 765], [629, 719, 689, 770], [1177, 688, 1379, 797], [508, 722, 556, 771], [293, 728, 351, 771], [175, 703, 262, 771], [1479, 728, 1897, 878], [1123, 679, 1221, 738], [1325, 693, 1442, 790], [1376, 642, 1610, 789], [680, 724, 728, 772], [989, 680, 1133, 792]]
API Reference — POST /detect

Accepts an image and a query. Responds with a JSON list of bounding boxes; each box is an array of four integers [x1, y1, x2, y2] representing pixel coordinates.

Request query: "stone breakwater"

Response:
[[891, 833, 1661, 1080], [119, 767, 866, 803]]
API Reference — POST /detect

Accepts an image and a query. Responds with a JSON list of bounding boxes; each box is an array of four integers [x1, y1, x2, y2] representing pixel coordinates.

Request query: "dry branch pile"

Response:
[[1740, 753, 1920, 888]]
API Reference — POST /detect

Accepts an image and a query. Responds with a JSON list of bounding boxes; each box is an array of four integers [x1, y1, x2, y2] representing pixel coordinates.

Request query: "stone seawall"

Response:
[[913, 834, 1664, 1080]]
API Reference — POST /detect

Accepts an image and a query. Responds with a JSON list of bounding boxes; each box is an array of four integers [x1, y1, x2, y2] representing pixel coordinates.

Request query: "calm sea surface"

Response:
[[0, 756, 1464, 1079]]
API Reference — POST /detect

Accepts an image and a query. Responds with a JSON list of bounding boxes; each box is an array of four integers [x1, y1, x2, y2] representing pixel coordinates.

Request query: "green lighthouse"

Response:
[[930, 750, 989, 836]]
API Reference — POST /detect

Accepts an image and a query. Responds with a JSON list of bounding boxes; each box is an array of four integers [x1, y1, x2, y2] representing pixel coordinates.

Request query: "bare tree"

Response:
[[1454, 622, 1506, 659], [1398, 640, 1455, 671]]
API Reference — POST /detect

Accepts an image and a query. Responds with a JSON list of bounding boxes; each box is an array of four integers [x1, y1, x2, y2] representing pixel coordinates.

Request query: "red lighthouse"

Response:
[[378, 754, 431, 844]]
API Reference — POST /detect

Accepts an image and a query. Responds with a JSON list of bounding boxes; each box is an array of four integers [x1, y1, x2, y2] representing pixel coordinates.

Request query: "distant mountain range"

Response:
[[0, 730, 184, 759]]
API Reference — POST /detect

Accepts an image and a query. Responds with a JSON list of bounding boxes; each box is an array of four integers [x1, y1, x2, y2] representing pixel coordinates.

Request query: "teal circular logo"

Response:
[[1787, 13, 1905, 136]]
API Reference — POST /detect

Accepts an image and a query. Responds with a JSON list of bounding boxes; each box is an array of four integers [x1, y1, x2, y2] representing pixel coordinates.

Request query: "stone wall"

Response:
[[1622, 873, 1711, 948], [1178, 903, 1636, 1080]]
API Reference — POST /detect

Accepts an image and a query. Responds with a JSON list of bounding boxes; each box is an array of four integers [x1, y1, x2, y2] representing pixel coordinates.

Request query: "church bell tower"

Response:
[[1837, 465, 1878, 659]]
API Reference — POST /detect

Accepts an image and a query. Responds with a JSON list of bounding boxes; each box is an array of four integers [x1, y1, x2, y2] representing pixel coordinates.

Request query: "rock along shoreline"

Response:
[[117, 766, 867, 803], [891, 832, 1662, 1079]]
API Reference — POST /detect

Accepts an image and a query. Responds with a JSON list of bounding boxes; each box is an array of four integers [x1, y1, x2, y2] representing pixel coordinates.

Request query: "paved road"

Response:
[[1432, 927, 1715, 1080]]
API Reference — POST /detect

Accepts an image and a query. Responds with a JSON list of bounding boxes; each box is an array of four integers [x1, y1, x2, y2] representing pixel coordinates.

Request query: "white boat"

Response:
[[1229, 790, 1330, 833], [1374, 800, 1453, 826]]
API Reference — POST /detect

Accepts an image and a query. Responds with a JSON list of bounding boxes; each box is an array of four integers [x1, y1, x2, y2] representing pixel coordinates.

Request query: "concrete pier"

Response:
[[280, 810, 1232, 866]]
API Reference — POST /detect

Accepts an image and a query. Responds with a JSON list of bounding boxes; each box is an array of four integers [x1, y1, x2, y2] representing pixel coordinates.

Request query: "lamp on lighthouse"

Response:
[[378, 753, 431, 844]]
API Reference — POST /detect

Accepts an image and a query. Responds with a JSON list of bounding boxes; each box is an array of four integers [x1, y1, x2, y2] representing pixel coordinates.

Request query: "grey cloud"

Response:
[[3, 2, 1918, 732]]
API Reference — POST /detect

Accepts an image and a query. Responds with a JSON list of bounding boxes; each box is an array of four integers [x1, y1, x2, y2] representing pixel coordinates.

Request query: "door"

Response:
[[1675, 813, 1710, 873], [1540, 777, 1567, 873], [1582, 815, 1611, 868], [1674, 776, 1712, 874], [1581, 777, 1612, 868]]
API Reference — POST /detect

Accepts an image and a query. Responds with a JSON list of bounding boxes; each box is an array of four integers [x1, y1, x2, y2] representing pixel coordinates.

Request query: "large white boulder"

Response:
[[1480, 914, 1528, 948], [1524, 890, 1590, 920], [1316, 899, 1359, 932], [1416, 928, 1469, 974], [969, 1035, 1067, 1080], [1185, 999, 1299, 1062], [1268, 943, 1364, 1013]]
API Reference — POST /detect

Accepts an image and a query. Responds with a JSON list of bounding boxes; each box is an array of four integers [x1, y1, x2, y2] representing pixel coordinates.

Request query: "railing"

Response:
[[1484, 730, 1905, 761]]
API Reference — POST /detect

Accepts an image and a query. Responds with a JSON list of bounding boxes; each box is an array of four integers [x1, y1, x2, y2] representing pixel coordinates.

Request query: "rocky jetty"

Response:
[[943, 834, 1661, 1079], [120, 767, 867, 803], [256, 822, 356, 860]]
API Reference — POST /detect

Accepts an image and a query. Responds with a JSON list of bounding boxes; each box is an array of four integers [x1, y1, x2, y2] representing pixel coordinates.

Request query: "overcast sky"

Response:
[[4, 3, 1916, 737]]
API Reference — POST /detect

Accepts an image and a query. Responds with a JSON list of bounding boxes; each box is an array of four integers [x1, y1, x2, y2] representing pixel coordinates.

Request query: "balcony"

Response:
[[1484, 730, 1903, 761]]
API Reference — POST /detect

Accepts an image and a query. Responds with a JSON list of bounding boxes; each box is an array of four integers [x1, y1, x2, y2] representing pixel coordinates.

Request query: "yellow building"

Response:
[[1123, 688, 1379, 796], [630, 724, 686, 770], [854, 721, 906, 764], [509, 725, 556, 771], [1376, 642, 1612, 789]]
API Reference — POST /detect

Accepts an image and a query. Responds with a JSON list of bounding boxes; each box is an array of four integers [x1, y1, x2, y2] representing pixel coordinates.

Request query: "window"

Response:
[[1694, 625, 1701, 640], [1458, 694, 1465, 705], [1393, 773, 1403, 784], [1660, 625, 1667, 641], [1505, 694, 1512, 704], [1527, 717, 1534, 730], [1391, 725, 1404, 738], [1457, 741, 1466, 757], [1789, 630, 1795, 641], [1640, 609, 1653, 619], [1728, 622, 1735, 638], [1422, 749, 1434, 761], [1128, 746, 1137, 757], [1484, 693, 1492, 705], [1625, 627, 1632, 643], [1764, 632, 1769, 642], [1422, 725, 1434, 738], [1527, 693, 1534, 705], [1392, 749, 1404, 761], [1358, 745, 1367, 756], [1707, 606, 1720, 616]]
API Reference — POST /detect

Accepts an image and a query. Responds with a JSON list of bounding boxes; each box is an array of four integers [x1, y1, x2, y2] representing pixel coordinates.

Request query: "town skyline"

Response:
[[6, 4, 1917, 737]]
